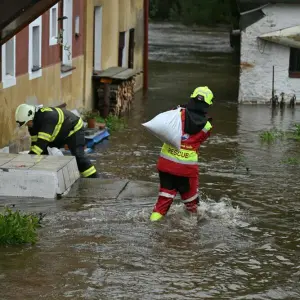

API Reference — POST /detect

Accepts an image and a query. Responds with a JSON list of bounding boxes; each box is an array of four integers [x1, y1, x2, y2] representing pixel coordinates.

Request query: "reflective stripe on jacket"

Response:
[[29, 107, 83, 155], [157, 109, 212, 177]]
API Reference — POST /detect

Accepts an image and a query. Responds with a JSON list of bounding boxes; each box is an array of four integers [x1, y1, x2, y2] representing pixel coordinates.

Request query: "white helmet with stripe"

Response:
[[15, 104, 36, 127]]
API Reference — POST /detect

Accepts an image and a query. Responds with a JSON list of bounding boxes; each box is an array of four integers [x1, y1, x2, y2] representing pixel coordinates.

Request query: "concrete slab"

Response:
[[1, 161, 35, 169], [11, 154, 46, 163], [65, 178, 129, 200], [0, 153, 80, 199], [44, 155, 75, 162], [118, 180, 158, 200], [0, 153, 17, 166]]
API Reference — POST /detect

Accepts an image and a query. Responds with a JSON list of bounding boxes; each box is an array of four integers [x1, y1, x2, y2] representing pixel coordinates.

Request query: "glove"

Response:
[[172, 104, 186, 110]]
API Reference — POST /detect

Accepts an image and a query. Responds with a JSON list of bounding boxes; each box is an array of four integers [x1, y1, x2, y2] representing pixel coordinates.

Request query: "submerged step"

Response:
[[0, 154, 80, 199]]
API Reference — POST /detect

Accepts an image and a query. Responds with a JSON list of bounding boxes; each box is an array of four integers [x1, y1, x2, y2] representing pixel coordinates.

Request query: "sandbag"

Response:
[[142, 107, 182, 150], [19, 147, 64, 156], [47, 147, 64, 156]]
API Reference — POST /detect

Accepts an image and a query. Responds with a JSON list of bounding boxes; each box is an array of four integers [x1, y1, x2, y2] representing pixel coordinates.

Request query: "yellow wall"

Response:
[[0, 0, 145, 149], [0, 56, 85, 148], [84, 0, 144, 109], [119, 0, 144, 72], [84, 0, 120, 108]]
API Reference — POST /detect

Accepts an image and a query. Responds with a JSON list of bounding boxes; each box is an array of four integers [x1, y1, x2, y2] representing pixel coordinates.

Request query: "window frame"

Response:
[[93, 6, 103, 71], [1, 36, 16, 89], [118, 30, 129, 68], [128, 28, 135, 69], [118, 32, 125, 67], [122, 30, 129, 68], [61, 0, 73, 78], [28, 16, 42, 80], [49, 3, 59, 46], [289, 47, 300, 78]]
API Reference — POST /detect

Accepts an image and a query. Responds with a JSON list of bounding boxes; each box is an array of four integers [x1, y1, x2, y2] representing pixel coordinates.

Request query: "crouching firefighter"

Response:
[[15, 104, 98, 179], [150, 86, 214, 221]]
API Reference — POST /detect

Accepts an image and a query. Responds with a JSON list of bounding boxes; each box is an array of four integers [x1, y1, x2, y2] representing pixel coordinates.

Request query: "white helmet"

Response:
[[15, 104, 36, 127]]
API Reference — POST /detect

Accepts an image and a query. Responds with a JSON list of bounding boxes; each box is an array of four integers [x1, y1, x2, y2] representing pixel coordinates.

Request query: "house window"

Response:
[[118, 32, 125, 67], [49, 3, 58, 45], [5, 40, 14, 76], [118, 31, 129, 68], [29, 16, 42, 80], [32, 26, 40, 68], [1, 36, 16, 88], [61, 0, 73, 77], [75, 16, 80, 36], [128, 28, 135, 69], [289, 47, 300, 78]]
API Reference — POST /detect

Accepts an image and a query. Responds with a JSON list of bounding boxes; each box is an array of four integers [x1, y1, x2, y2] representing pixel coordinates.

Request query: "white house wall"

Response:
[[239, 4, 300, 103]]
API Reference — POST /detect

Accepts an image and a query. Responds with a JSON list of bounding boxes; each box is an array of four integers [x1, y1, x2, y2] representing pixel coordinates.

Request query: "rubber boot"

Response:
[[150, 212, 163, 222]]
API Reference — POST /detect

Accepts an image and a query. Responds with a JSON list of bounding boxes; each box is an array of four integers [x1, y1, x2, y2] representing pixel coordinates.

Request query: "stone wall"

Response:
[[239, 4, 300, 103]]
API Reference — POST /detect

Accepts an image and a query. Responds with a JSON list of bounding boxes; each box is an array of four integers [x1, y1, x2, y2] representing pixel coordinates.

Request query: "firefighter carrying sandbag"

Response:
[[150, 86, 214, 221], [15, 104, 98, 178]]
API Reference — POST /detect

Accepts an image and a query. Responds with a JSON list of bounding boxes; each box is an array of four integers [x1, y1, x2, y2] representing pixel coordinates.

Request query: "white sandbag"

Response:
[[142, 107, 182, 150], [19, 147, 64, 156], [19, 151, 29, 154], [47, 147, 64, 156]]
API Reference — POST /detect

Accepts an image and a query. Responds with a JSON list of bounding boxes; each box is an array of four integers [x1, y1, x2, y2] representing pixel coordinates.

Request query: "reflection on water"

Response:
[[1, 22, 300, 299]]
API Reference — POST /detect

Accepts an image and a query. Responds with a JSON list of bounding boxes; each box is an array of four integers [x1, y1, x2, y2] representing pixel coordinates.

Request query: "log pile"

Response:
[[97, 77, 136, 117]]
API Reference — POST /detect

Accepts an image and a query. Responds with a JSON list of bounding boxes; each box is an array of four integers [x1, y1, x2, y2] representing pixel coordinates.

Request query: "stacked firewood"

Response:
[[97, 77, 136, 116]]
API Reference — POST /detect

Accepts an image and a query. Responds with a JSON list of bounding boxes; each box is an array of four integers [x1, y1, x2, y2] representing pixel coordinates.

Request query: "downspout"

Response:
[[82, 0, 88, 107], [143, 0, 149, 91]]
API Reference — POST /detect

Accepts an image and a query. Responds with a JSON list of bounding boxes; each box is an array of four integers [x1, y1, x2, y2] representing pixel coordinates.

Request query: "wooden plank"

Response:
[[94, 67, 125, 78], [112, 68, 139, 80]]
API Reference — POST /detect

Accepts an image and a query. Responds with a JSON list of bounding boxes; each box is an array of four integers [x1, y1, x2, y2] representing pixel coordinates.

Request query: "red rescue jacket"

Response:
[[157, 108, 212, 177]]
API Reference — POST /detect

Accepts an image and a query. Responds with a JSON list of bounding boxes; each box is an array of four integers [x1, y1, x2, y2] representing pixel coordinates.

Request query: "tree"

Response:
[[149, 0, 231, 26]]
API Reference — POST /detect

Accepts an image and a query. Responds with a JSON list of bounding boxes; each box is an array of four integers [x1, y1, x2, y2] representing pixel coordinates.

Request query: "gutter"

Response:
[[143, 0, 149, 91], [232, 2, 270, 34], [240, 3, 270, 15]]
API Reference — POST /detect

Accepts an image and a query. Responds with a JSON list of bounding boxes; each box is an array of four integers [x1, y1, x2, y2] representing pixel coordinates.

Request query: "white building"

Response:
[[235, 0, 300, 104]]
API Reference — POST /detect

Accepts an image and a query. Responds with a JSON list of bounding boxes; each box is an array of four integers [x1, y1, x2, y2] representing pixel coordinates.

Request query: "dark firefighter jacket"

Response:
[[29, 107, 83, 155]]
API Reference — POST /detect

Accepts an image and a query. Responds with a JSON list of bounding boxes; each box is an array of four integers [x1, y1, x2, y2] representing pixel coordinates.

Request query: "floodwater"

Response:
[[1, 22, 300, 299]]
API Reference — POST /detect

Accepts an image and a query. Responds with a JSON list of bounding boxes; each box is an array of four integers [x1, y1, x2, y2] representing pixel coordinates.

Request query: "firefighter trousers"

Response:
[[152, 171, 199, 216], [65, 129, 98, 178]]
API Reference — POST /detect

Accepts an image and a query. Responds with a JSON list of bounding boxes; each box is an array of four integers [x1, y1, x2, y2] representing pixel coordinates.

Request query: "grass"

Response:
[[281, 157, 300, 165], [259, 129, 284, 142], [259, 124, 300, 166], [294, 124, 300, 136], [96, 114, 126, 132], [259, 123, 300, 142], [286, 123, 300, 141], [0, 207, 40, 245]]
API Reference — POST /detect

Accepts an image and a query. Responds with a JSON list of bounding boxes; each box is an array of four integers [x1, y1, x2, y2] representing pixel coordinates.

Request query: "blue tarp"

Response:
[[62, 128, 110, 155]]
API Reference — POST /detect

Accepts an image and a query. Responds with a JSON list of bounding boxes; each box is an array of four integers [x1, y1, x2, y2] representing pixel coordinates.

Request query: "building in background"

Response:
[[231, 0, 300, 104], [0, 0, 145, 150]]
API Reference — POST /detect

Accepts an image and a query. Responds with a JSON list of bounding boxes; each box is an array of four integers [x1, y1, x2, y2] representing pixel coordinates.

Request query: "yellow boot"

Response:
[[150, 212, 163, 222]]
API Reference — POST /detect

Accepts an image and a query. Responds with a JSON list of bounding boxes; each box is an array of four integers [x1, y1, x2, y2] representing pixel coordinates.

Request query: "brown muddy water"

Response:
[[1, 23, 300, 299]]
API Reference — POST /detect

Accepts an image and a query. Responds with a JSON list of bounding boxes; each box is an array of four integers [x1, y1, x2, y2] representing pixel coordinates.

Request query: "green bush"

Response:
[[96, 114, 126, 132], [0, 207, 40, 245]]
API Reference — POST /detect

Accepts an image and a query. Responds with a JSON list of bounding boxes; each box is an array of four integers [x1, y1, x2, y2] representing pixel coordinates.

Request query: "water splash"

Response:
[[126, 196, 249, 230]]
